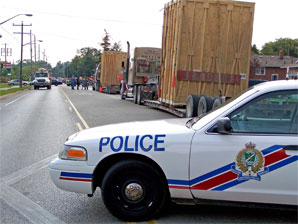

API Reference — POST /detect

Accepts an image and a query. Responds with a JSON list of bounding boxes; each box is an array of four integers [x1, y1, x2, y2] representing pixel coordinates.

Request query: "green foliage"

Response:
[[101, 29, 111, 51], [260, 38, 298, 57], [251, 44, 259, 54], [4, 60, 51, 81]]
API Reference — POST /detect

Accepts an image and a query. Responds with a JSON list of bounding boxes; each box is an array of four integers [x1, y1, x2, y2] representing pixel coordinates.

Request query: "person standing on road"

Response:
[[76, 77, 80, 90], [82, 77, 88, 90], [71, 76, 76, 90]]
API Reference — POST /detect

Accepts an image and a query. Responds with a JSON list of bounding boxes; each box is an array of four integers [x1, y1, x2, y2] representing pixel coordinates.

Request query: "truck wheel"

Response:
[[101, 159, 168, 221], [212, 97, 222, 109], [133, 86, 138, 104], [186, 94, 201, 118], [137, 86, 143, 105], [197, 95, 214, 117]]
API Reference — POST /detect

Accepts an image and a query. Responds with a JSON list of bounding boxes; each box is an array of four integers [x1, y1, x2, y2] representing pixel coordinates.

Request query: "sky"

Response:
[[1, 0, 297, 67]]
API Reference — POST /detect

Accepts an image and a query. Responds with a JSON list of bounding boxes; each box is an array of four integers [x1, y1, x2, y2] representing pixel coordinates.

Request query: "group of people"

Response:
[[70, 76, 89, 90]]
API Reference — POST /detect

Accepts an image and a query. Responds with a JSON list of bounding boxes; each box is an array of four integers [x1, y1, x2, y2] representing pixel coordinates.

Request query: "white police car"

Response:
[[49, 80, 298, 221]]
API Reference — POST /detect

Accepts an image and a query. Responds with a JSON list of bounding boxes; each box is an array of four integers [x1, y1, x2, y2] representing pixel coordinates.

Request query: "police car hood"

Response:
[[68, 118, 191, 143]]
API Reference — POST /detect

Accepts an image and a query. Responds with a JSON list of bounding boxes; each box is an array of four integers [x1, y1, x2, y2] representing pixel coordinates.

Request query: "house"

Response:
[[250, 50, 298, 81]]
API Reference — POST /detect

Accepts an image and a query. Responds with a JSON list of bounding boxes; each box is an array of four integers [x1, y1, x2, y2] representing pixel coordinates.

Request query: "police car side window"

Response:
[[228, 90, 298, 134]]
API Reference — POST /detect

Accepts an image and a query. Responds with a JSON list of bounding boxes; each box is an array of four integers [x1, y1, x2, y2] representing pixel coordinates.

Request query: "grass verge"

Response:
[[0, 86, 32, 96]]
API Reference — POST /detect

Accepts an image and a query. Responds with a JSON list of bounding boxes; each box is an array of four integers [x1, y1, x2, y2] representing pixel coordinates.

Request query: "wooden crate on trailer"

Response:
[[100, 51, 127, 88], [160, 0, 255, 106]]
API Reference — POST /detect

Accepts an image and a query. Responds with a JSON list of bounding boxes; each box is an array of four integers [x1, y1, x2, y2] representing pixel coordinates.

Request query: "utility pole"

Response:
[[34, 34, 37, 62], [30, 30, 33, 80], [4, 43, 7, 63], [13, 21, 32, 88]]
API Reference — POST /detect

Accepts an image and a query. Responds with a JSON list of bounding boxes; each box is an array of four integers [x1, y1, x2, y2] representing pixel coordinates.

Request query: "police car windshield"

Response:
[[35, 73, 48, 77]]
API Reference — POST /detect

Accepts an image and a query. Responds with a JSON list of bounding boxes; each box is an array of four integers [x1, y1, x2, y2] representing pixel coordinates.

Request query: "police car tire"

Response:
[[101, 159, 168, 221]]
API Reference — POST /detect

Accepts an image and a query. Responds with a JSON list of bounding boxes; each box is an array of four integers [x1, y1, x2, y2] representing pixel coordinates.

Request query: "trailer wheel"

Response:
[[212, 97, 222, 109], [197, 95, 214, 117], [137, 86, 143, 105], [186, 94, 201, 118], [133, 86, 138, 104]]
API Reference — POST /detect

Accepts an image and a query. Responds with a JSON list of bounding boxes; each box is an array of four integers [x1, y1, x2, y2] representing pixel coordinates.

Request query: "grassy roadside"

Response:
[[0, 86, 32, 97], [0, 83, 10, 88]]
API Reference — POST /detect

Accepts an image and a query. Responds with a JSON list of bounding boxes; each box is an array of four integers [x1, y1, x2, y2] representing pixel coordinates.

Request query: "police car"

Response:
[[49, 80, 298, 221]]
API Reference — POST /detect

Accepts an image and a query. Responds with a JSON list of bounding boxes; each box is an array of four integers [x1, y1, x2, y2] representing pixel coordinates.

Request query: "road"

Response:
[[0, 85, 297, 224]]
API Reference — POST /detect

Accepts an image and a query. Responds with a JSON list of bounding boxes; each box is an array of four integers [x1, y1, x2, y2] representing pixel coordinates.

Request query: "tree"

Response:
[[261, 38, 298, 57], [111, 41, 122, 52], [100, 29, 111, 51], [251, 44, 259, 54]]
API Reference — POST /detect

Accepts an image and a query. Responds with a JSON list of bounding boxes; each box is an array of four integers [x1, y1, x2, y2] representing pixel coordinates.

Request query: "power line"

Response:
[[2, 6, 162, 26]]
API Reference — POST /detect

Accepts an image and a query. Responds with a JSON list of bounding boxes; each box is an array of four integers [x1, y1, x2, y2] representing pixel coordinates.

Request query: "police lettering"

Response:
[[99, 134, 166, 152]]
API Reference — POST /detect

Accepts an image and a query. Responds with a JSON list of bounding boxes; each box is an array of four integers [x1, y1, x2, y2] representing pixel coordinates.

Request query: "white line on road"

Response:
[[1, 185, 66, 224], [76, 122, 83, 131], [0, 154, 58, 186], [60, 88, 89, 129], [0, 154, 65, 224], [4, 93, 31, 107]]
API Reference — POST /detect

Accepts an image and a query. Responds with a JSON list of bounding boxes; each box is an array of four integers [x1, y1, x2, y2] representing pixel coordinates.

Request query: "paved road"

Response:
[[0, 85, 297, 224]]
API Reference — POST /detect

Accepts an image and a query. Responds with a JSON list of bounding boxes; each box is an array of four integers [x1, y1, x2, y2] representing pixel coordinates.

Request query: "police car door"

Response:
[[190, 89, 298, 205]]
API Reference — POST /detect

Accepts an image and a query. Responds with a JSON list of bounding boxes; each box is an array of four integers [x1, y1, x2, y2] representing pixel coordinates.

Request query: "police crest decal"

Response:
[[231, 142, 268, 181]]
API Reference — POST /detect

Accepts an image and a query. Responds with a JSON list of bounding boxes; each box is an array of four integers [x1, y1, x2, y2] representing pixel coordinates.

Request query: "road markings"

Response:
[[69, 106, 72, 112], [1, 185, 66, 224], [0, 154, 58, 186], [4, 93, 31, 107], [76, 122, 83, 131], [60, 88, 89, 129], [0, 154, 66, 224]]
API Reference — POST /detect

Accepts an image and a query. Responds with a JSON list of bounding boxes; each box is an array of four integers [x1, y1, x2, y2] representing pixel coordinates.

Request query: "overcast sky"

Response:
[[1, 0, 297, 67]]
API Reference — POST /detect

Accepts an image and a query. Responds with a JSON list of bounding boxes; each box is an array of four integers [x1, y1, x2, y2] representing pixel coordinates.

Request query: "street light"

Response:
[[0, 14, 32, 25]]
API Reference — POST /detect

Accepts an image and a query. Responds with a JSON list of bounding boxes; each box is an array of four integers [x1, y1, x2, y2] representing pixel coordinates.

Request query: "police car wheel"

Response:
[[101, 159, 168, 221]]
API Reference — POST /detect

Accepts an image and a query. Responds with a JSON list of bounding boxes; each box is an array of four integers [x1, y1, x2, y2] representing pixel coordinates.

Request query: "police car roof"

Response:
[[252, 80, 298, 92]]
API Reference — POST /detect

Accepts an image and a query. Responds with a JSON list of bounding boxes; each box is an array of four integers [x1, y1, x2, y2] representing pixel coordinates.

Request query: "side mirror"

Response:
[[217, 117, 232, 134]]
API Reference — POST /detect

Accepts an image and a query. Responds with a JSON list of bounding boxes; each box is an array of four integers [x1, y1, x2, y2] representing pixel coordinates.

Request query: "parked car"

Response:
[[7, 79, 29, 86]]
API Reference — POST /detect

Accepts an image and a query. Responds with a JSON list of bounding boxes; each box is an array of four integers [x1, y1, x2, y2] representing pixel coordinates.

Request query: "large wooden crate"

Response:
[[100, 51, 127, 88], [160, 0, 255, 106]]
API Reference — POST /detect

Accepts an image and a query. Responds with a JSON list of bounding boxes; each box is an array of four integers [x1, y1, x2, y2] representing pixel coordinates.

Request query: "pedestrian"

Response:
[[76, 77, 80, 90], [70, 76, 76, 90], [82, 77, 88, 90]]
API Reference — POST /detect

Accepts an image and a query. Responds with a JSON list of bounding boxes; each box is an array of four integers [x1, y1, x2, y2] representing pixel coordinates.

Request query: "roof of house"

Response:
[[251, 52, 298, 68]]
